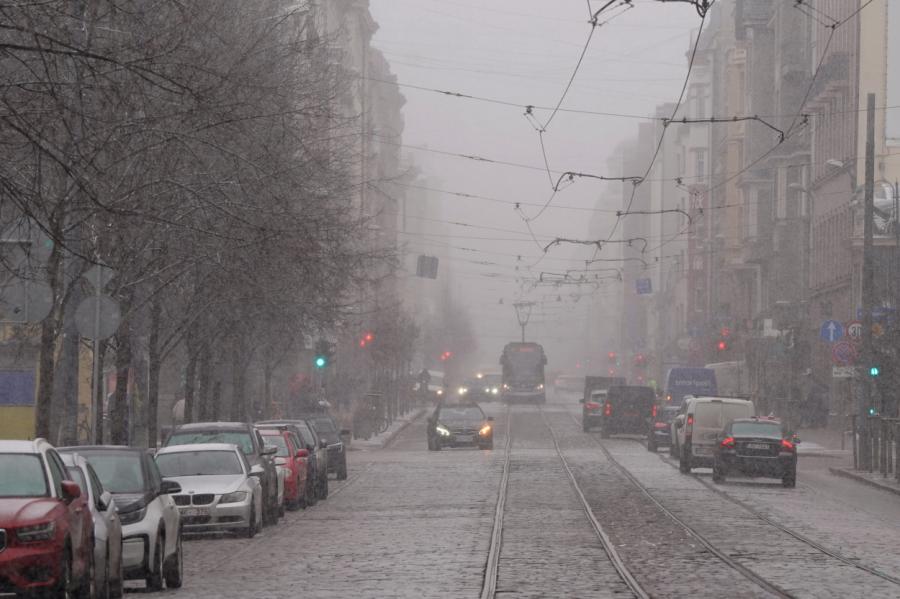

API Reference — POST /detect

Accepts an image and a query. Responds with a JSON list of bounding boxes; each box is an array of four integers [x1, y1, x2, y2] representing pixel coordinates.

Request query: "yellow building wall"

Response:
[[0, 407, 35, 440]]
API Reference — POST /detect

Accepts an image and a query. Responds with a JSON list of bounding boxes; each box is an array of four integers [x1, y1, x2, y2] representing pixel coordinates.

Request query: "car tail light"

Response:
[[651, 405, 658, 418], [604, 403, 612, 417], [585, 401, 600, 410], [686, 414, 694, 435], [720, 436, 735, 448], [780, 439, 795, 452]]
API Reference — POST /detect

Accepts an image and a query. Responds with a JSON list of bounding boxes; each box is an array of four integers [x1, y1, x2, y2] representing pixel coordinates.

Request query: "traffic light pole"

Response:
[[859, 93, 876, 471]]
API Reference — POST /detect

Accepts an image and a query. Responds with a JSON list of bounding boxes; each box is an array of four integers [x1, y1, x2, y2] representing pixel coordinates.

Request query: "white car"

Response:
[[66, 446, 183, 591], [62, 452, 125, 599], [155, 443, 263, 537], [671, 397, 755, 473]]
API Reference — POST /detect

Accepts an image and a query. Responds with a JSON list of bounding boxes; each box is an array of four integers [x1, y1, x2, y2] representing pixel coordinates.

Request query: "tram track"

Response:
[[570, 411, 900, 597]]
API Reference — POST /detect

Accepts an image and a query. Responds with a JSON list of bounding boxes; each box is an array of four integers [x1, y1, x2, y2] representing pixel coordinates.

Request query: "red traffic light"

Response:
[[633, 353, 646, 366], [440, 350, 453, 361], [717, 340, 728, 351], [359, 331, 375, 348], [607, 351, 617, 361]]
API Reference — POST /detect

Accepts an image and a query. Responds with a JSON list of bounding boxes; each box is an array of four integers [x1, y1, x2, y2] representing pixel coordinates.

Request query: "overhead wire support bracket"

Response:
[[663, 115, 786, 143], [654, 0, 713, 18], [616, 208, 693, 224]]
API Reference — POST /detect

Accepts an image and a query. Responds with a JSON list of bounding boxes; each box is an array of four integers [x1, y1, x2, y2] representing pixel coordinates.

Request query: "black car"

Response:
[[164, 422, 280, 525], [299, 413, 349, 480], [258, 420, 329, 500], [597, 385, 655, 439], [427, 403, 494, 450], [580, 389, 608, 432], [647, 405, 679, 451], [712, 418, 798, 488]]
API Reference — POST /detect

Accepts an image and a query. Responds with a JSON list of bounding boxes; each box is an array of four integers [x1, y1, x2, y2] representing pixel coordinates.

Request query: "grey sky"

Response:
[[369, 0, 701, 368]]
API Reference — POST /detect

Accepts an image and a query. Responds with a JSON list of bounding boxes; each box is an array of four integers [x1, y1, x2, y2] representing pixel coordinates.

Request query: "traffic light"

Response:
[[868, 406, 879, 416], [440, 350, 453, 362], [314, 355, 327, 369], [717, 340, 728, 352], [869, 365, 880, 377], [313, 339, 333, 369]]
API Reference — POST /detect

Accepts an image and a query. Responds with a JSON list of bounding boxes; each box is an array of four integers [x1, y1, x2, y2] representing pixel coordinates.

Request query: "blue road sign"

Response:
[[636, 278, 652, 295], [820, 319, 844, 343]]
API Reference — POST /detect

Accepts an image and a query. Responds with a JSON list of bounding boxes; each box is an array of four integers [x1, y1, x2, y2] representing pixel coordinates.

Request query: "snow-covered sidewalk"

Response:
[[349, 407, 426, 450]]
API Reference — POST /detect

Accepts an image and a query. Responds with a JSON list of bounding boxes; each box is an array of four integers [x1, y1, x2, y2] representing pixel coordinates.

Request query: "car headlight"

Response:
[[219, 491, 248, 504], [491, 388, 499, 395], [435, 424, 451, 437], [16, 521, 56, 543], [118, 506, 147, 526], [479, 425, 492, 436], [502, 384, 509, 390], [436, 389, 444, 396], [538, 384, 544, 390], [458, 387, 468, 395]]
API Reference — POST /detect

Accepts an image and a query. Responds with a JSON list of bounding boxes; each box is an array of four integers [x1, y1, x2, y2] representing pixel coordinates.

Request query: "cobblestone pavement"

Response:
[[169, 398, 900, 598]]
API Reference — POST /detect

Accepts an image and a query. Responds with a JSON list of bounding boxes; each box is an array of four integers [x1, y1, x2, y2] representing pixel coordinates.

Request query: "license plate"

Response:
[[456, 435, 473, 443], [693, 446, 712, 455], [182, 508, 208, 517], [747, 443, 770, 450]]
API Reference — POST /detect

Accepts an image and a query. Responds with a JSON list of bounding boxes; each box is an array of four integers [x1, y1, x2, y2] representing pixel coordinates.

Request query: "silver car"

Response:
[[155, 443, 263, 537], [62, 453, 125, 599]]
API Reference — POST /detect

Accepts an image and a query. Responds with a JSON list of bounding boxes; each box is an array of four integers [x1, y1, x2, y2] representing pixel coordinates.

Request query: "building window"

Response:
[[695, 149, 706, 178]]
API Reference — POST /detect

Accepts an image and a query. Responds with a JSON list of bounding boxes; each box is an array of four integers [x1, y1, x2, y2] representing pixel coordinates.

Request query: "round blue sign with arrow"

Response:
[[819, 319, 844, 343]]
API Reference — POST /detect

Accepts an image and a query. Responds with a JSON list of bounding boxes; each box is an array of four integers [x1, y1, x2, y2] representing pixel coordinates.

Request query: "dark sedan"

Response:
[[427, 403, 494, 450], [712, 418, 798, 488], [647, 405, 679, 452], [300, 413, 349, 480]]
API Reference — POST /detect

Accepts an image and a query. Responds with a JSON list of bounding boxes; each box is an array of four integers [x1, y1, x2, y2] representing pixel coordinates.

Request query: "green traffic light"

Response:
[[868, 406, 878, 416], [314, 356, 327, 368], [869, 366, 880, 377]]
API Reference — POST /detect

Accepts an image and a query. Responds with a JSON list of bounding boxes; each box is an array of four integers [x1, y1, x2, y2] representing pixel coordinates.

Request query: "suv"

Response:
[[299, 413, 349, 480], [165, 422, 280, 525], [597, 385, 655, 439], [0, 439, 93, 598], [671, 397, 755, 473], [258, 420, 329, 501], [63, 446, 183, 591]]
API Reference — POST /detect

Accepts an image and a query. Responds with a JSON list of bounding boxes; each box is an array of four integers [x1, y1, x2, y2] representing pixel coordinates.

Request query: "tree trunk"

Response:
[[197, 340, 211, 421], [147, 298, 161, 447], [34, 243, 62, 440], [110, 329, 132, 445], [231, 346, 246, 422], [93, 340, 107, 443]]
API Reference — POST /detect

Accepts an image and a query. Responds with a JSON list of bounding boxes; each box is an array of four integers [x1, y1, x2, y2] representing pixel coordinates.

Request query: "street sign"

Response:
[[831, 340, 858, 366], [832, 366, 857, 378], [74, 295, 121, 340], [846, 320, 863, 342], [857, 306, 896, 321], [636, 278, 652, 295], [819, 319, 844, 343]]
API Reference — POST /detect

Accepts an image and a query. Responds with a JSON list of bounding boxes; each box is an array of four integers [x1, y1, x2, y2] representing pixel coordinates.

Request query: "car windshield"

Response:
[[156, 450, 244, 476], [82, 453, 144, 494], [731, 422, 783, 439], [260, 435, 289, 457], [168, 431, 254, 456], [439, 406, 484, 421], [0, 454, 48, 497]]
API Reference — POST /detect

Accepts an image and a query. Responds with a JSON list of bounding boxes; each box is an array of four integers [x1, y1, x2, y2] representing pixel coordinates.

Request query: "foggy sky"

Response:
[[369, 0, 701, 369]]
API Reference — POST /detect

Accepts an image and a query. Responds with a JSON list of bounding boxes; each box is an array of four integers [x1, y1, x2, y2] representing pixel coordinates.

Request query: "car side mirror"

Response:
[[296, 448, 309, 458], [61, 480, 81, 503], [487, 416, 494, 422], [97, 491, 113, 512], [160, 479, 182, 495], [261, 446, 278, 456], [306, 444, 315, 452], [319, 439, 328, 449]]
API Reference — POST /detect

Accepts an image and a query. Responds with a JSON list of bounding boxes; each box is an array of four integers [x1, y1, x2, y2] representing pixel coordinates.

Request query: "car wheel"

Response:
[[669, 440, 677, 458], [782, 471, 797, 488], [480, 440, 493, 450], [306, 475, 318, 507], [320, 475, 329, 499], [245, 500, 258, 538], [97, 543, 111, 599], [582, 419, 590, 433], [163, 533, 183, 589], [145, 534, 164, 591], [337, 459, 348, 480], [712, 460, 725, 484], [57, 547, 74, 599], [679, 447, 692, 474], [647, 437, 657, 452], [74, 541, 96, 599], [600, 427, 610, 439]]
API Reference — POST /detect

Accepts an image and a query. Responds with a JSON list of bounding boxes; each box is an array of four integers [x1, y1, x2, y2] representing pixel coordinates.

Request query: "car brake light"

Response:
[[720, 436, 735, 448], [652, 405, 658, 418], [585, 401, 600, 410], [686, 414, 694, 436], [780, 439, 795, 452], [604, 403, 612, 416]]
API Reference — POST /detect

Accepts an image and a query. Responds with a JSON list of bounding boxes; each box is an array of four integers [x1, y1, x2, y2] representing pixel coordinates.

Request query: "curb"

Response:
[[829, 467, 900, 497], [381, 408, 426, 449]]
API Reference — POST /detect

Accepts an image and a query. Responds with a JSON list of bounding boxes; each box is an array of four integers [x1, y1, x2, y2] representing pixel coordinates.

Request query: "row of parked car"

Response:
[[582, 389, 799, 488], [0, 413, 349, 598]]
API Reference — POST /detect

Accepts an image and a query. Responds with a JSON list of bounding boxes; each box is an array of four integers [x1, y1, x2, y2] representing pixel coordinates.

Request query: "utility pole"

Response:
[[859, 93, 876, 470]]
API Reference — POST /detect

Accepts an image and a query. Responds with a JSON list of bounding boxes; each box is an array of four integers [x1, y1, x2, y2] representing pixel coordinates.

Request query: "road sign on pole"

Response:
[[819, 319, 844, 343], [846, 320, 863, 342], [831, 340, 858, 366], [832, 366, 858, 378]]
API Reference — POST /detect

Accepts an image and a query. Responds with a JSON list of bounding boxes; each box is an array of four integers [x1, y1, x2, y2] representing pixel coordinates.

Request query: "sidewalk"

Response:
[[829, 467, 900, 497], [349, 407, 426, 451], [795, 426, 853, 459]]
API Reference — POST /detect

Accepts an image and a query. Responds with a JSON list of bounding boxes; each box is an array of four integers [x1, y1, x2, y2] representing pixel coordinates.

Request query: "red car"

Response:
[[0, 439, 94, 598], [257, 429, 309, 510]]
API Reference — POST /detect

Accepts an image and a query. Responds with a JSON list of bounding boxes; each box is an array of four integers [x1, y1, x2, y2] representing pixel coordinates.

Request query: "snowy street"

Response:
[[176, 395, 900, 598]]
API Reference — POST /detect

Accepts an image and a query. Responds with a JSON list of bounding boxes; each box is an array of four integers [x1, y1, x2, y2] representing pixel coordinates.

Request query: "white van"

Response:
[[671, 397, 755, 473]]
